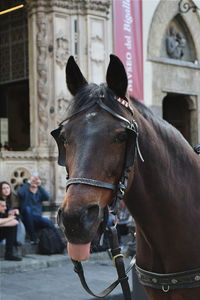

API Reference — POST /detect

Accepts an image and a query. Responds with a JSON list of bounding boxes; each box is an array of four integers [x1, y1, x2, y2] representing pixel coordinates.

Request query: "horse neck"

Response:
[[127, 110, 200, 272], [132, 109, 199, 201]]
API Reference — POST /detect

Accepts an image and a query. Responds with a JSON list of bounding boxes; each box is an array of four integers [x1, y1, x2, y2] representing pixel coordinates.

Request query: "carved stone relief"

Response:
[[36, 13, 49, 145], [164, 15, 197, 62], [166, 26, 186, 59], [28, 0, 111, 15], [57, 92, 70, 123], [90, 20, 104, 63], [89, 18, 105, 83], [55, 32, 69, 68], [91, 36, 104, 63]]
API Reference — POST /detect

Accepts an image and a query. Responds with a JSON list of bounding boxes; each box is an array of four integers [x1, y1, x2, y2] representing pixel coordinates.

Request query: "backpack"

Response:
[[38, 227, 66, 255]]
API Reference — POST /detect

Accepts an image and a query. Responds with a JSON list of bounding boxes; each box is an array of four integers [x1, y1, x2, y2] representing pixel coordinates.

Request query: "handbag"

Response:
[[17, 220, 26, 245]]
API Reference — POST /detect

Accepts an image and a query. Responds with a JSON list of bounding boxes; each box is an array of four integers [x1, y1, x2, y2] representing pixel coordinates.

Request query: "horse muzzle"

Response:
[[58, 204, 101, 244], [57, 204, 109, 261]]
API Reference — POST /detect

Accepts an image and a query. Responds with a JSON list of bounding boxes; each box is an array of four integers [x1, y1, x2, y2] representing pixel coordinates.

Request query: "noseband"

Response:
[[62, 95, 143, 213]]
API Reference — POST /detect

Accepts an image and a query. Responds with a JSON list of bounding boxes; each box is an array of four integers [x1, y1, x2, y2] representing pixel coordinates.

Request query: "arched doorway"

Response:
[[163, 94, 194, 144]]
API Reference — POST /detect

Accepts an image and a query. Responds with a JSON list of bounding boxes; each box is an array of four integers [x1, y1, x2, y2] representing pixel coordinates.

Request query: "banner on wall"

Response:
[[113, 0, 144, 101]]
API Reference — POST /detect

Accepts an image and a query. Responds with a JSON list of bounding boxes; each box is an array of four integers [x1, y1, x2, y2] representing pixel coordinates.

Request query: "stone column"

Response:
[[27, 0, 112, 207]]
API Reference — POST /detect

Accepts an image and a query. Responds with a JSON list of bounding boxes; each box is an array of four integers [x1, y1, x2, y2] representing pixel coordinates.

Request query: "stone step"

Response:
[[0, 241, 38, 258]]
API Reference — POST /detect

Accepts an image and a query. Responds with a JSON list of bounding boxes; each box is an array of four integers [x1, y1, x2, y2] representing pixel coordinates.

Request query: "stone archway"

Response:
[[147, 0, 200, 145], [148, 0, 200, 61], [163, 93, 197, 145]]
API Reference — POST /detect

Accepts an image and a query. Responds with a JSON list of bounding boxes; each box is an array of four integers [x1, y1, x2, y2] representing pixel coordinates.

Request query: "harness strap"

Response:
[[97, 99, 133, 125], [72, 226, 135, 299], [109, 226, 133, 299], [135, 263, 200, 292], [66, 178, 116, 190]]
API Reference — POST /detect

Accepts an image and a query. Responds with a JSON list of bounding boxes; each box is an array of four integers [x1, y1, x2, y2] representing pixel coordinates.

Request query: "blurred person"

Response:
[[0, 181, 26, 245], [0, 181, 19, 210], [0, 199, 22, 261], [18, 173, 56, 244]]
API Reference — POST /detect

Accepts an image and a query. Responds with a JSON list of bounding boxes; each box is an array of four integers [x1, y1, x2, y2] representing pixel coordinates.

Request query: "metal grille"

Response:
[[0, 1, 28, 83]]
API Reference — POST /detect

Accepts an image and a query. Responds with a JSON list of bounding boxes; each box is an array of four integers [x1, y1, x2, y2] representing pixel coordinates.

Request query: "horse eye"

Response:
[[114, 132, 127, 143]]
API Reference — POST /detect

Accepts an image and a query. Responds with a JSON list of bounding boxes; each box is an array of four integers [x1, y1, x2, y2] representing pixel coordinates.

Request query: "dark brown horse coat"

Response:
[[52, 55, 200, 300], [127, 99, 200, 299]]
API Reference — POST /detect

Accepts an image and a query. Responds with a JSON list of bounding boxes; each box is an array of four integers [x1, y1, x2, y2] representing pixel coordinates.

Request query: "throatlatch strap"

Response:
[[72, 226, 135, 299]]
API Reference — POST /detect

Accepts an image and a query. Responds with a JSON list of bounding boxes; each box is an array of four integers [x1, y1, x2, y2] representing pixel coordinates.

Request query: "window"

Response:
[[0, 1, 30, 151]]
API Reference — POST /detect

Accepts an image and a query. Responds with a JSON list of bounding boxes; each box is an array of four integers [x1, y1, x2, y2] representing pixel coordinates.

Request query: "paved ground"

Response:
[[0, 252, 128, 300]]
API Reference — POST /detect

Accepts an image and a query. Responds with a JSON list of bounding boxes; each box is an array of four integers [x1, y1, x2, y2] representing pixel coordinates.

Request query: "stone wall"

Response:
[[146, 0, 200, 143], [0, 0, 112, 218]]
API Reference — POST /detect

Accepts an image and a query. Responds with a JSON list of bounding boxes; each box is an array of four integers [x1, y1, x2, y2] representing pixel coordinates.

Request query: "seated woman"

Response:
[[0, 199, 22, 261], [0, 181, 26, 245], [0, 181, 19, 210]]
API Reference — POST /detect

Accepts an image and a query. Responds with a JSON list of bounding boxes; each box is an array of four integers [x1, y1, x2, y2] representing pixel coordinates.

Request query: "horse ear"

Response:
[[106, 54, 128, 98], [66, 56, 88, 96]]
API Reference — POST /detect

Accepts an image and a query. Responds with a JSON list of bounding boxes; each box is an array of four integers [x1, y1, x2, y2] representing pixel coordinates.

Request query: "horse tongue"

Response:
[[67, 242, 91, 261]]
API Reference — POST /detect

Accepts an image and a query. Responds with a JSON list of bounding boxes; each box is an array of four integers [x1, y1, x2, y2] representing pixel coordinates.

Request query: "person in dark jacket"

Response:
[[0, 199, 22, 261], [18, 174, 56, 244]]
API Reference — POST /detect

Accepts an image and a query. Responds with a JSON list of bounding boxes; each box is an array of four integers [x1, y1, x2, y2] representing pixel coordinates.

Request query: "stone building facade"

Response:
[[0, 0, 112, 218], [143, 0, 200, 146], [0, 0, 200, 219]]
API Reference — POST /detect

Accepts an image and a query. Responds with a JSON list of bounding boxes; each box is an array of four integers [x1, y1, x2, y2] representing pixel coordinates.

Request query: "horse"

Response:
[[51, 54, 200, 300]]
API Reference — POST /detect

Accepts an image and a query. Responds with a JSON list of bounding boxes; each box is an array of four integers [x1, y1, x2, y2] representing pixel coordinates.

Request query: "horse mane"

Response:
[[65, 83, 132, 119]]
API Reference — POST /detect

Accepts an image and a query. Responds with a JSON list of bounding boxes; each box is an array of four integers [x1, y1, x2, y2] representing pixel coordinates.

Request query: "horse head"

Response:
[[51, 55, 137, 261]]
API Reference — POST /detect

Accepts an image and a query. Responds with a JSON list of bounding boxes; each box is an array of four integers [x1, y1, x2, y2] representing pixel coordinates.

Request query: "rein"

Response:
[[72, 225, 135, 299]]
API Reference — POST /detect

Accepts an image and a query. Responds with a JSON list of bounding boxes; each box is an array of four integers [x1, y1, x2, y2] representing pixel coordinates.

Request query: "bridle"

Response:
[[53, 93, 141, 300], [55, 95, 144, 213]]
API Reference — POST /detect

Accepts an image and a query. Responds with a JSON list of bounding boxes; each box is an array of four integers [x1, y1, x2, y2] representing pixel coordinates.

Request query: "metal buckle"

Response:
[[113, 254, 125, 266]]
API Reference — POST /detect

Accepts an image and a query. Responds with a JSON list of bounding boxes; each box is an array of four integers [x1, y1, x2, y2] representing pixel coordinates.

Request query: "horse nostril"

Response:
[[80, 204, 99, 228]]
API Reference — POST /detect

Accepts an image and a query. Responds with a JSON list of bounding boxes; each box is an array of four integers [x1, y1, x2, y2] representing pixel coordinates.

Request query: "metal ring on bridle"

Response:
[[162, 285, 170, 293], [113, 254, 125, 265]]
